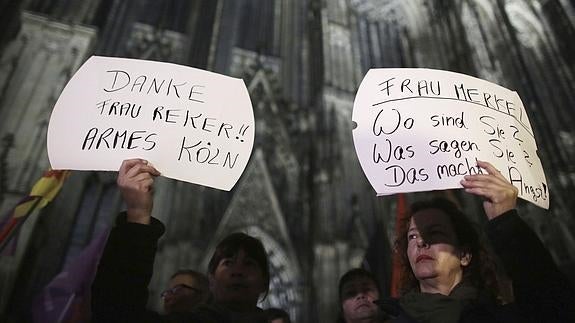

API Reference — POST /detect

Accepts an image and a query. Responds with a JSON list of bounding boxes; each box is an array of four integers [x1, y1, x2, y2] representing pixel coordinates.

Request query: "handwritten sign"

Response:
[[352, 68, 549, 209], [47, 56, 255, 191]]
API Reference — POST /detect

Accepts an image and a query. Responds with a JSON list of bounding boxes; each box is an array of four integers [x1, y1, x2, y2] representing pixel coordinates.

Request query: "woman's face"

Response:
[[163, 274, 207, 313], [340, 276, 380, 322], [210, 249, 266, 308], [407, 208, 469, 290]]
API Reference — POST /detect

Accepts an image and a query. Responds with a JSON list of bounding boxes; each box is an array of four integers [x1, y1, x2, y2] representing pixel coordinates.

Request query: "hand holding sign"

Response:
[[47, 56, 255, 191], [117, 159, 160, 224], [352, 68, 548, 209], [461, 160, 519, 219]]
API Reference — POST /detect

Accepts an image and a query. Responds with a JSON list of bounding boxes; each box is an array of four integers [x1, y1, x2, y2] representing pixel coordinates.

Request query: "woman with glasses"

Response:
[[162, 269, 209, 314]]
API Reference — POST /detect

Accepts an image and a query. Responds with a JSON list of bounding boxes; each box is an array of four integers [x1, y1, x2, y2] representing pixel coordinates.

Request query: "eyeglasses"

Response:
[[161, 284, 203, 298]]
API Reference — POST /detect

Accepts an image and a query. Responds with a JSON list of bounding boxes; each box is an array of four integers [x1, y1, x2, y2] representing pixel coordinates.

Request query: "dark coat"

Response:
[[90, 213, 267, 323], [378, 210, 575, 323]]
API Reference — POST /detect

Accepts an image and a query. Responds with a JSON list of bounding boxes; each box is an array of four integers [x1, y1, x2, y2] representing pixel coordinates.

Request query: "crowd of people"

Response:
[[90, 159, 575, 322]]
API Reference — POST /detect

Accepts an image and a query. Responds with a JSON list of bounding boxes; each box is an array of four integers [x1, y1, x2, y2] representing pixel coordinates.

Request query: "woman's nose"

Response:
[[355, 292, 367, 300], [230, 264, 246, 276], [416, 237, 429, 249]]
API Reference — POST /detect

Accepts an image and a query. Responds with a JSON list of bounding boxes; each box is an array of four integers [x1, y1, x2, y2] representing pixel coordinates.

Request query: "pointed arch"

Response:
[[200, 150, 302, 320]]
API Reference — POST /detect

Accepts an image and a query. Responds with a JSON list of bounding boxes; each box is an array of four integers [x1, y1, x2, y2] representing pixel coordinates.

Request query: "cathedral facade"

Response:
[[0, 0, 574, 322]]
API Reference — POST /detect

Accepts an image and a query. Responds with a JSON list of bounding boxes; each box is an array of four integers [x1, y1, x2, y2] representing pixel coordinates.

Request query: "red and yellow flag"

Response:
[[0, 170, 70, 249]]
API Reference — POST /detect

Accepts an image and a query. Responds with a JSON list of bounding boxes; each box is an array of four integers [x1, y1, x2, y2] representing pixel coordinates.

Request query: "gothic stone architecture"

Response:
[[0, 0, 574, 322]]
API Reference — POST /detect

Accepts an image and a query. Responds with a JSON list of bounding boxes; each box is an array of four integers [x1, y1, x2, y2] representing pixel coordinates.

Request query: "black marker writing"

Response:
[[96, 100, 142, 118], [82, 127, 157, 151], [383, 165, 429, 187], [178, 137, 240, 168], [436, 157, 483, 179], [103, 70, 205, 103], [373, 108, 414, 136]]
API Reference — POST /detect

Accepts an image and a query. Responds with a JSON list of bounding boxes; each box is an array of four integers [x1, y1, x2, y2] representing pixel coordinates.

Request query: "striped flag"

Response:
[[32, 228, 109, 323], [0, 169, 70, 253]]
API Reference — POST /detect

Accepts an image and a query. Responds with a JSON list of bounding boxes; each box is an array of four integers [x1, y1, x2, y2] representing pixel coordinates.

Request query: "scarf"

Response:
[[398, 282, 479, 323]]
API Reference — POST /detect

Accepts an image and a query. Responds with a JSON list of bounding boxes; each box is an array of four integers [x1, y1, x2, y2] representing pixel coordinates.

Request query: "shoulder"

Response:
[[189, 304, 228, 323], [376, 297, 415, 322], [461, 302, 523, 323]]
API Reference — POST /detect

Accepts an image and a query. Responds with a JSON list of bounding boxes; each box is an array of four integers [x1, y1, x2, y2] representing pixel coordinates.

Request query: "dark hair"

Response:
[[336, 268, 382, 323], [207, 232, 270, 295], [170, 269, 209, 292], [264, 308, 291, 323], [395, 198, 500, 299], [338, 268, 381, 302]]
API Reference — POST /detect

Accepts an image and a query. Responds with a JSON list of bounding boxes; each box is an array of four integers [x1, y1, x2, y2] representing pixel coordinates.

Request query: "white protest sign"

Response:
[[352, 68, 549, 209], [47, 56, 255, 191]]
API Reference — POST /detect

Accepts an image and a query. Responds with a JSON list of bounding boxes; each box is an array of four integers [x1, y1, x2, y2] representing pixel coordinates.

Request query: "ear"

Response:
[[460, 252, 472, 267]]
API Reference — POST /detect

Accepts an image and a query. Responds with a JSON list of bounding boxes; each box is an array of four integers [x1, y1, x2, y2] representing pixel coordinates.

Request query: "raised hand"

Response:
[[460, 160, 518, 220], [117, 158, 161, 224]]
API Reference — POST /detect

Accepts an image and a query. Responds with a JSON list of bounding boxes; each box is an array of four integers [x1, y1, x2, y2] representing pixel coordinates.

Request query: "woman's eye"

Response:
[[430, 230, 445, 236], [407, 233, 418, 240], [222, 259, 233, 266]]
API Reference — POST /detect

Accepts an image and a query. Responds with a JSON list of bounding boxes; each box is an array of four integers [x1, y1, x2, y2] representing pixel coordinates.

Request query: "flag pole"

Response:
[[390, 193, 407, 297]]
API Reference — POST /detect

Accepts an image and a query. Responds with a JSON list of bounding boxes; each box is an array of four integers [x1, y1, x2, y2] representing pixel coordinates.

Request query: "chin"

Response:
[[223, 294, 254, 303], [414, 268, 438, 280]]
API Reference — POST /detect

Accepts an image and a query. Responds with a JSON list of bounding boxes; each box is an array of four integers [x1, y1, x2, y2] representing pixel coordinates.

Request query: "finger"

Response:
[[119, 158, 146, 175], [125, 161, 157, 178], [476, 160, 509, 182], [120, 175, 154, 192], [464, 187, 495, 200], [461, 178, 490, 189], [145, 163, 161, 176], [462, 174, 507, 188], [119, 171, 155, 189], [462, 174, 509, 192], [465, 187, 506, 202], [131, 172, 155, 184], [137, 177, 155, 191], [461, 180, 502, 195], [464, 181, 517, 201], [476, 160, 498, 175], [465, 162, 509, 181]]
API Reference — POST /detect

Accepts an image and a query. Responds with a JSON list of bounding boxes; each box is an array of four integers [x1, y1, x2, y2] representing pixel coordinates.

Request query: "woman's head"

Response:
[[396, 198, 498, 296], [162, 269, 209, 314], [207, 232, 270, 309], [337, 268, 381, 323]]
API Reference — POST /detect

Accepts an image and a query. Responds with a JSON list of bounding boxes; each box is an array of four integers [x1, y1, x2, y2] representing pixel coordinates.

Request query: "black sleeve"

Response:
[[91, 213, 165, 323], [486, 210, 575, 322]]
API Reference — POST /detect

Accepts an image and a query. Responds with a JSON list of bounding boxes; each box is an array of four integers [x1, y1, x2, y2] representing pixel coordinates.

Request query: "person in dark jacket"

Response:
[[378, 160, 575, 323], [91, 158, 269, 323]]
